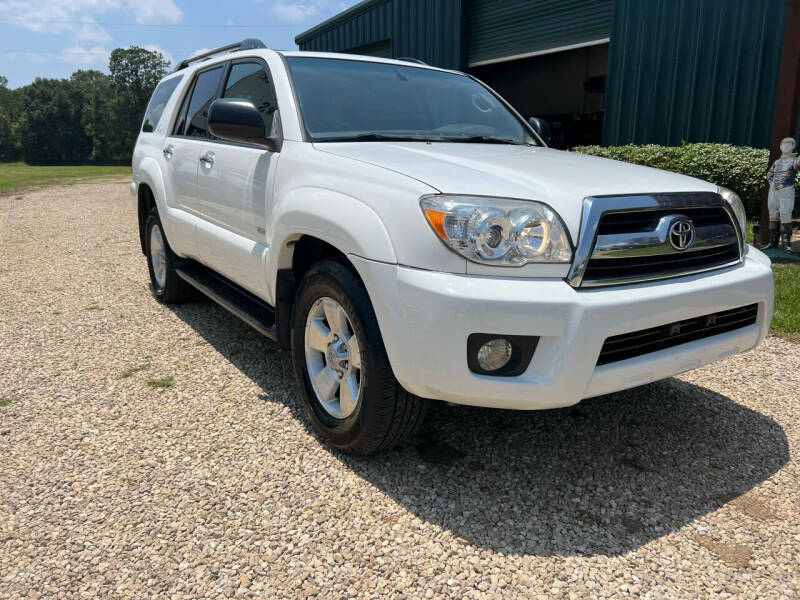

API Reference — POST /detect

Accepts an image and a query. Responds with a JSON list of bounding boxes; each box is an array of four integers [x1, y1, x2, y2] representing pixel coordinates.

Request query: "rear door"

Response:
[[163, 64, 226, 259], [195, 58, 280, 298]]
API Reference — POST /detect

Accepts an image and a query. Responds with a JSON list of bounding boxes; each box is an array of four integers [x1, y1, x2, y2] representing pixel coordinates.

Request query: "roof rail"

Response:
[[173, 38, 267, 72], [396, 57, 428, 65]]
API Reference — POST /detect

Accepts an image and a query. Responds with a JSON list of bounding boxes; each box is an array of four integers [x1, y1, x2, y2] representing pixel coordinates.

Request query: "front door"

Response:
[[195, 59, 281, 299]]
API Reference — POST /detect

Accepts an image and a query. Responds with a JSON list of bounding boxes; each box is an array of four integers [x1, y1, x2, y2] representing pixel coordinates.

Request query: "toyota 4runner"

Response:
[[131, 39, 774, 454]]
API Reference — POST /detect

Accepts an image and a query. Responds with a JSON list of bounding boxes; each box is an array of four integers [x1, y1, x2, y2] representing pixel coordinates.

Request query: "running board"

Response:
[[176, 261, 277, 340]]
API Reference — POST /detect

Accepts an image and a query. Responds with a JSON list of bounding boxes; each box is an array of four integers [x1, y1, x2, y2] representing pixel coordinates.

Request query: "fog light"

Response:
[[476, 338, 513, 372]]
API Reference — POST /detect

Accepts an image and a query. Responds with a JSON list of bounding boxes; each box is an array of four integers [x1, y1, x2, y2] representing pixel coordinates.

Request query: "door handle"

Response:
[[162, 145, 174, 159], [200, 152, 215, 165]]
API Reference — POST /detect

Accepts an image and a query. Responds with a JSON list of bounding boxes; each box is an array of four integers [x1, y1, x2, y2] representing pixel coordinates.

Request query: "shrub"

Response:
[[573, 143, 799, 219]]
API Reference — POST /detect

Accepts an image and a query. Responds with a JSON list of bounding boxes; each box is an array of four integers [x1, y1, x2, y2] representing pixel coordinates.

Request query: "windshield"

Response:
[[285, 57, 537, 145]]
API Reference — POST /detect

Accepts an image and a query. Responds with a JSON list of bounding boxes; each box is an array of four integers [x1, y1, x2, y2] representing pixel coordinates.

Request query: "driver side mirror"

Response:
[[208, 98, 277, 150], [528, 117, 551, 144]]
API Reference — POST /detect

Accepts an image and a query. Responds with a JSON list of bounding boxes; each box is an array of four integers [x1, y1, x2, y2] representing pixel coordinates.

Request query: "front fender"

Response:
[[269, 187, 397, 277], [136, 156, 197, 259], [137, 157, 167, 209]]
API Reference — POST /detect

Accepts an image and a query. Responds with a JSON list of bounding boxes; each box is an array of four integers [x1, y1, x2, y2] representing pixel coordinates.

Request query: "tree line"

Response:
[[0, 46, 169, 165]]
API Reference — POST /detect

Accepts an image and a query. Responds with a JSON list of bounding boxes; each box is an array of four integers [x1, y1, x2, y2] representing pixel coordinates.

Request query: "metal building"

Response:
[[296, 0, 798, 150]]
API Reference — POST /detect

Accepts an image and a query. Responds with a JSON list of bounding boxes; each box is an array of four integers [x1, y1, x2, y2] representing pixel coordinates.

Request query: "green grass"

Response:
[[0, 395, 17, 407], [146, 375, 174, 389], [746, 221, 798, 336], [772, 264, 800, 337], [0, 162, 129, 193], [120, 363, 151, 379]]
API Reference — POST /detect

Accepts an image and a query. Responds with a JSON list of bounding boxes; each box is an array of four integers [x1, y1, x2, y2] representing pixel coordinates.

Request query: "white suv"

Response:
[[131, 40, 774, 454]]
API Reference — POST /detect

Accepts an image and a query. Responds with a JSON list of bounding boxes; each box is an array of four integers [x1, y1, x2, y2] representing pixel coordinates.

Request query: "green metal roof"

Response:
[[468, 0, 613, 66], [295, 0, 387, 45]]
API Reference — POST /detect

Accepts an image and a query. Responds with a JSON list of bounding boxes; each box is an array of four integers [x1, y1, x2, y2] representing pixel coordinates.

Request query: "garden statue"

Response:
[[761, 136, 799, 253]]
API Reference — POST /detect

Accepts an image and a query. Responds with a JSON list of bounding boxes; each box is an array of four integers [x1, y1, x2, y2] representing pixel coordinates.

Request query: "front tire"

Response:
[[292, 259, 427, 455], [144, 209, 193, 304]]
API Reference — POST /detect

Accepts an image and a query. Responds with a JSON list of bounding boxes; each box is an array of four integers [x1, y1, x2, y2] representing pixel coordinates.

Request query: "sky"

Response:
[[0, 0, 360, 88]]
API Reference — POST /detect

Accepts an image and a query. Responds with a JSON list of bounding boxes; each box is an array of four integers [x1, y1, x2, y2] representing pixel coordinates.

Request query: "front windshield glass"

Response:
[[285, 57, 537, 145]]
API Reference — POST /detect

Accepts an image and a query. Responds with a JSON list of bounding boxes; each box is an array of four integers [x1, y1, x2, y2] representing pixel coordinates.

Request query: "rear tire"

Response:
[[144, 208, 193, 304], [291, 259, 427, 455]]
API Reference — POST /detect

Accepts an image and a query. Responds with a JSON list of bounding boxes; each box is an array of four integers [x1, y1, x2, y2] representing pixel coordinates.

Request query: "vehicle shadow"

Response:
[[168, 298, 790, 557]]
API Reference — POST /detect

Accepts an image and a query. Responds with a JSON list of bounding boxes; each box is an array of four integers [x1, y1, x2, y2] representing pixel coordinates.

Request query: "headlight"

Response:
[[718, 187, 747, 238], [421, 195, 572, 265]]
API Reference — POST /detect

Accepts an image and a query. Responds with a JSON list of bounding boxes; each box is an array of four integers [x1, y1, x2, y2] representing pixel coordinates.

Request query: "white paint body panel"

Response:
[[131, 49, 774, 409], [349, 251, 773, 408], [195, 142, 277, 298]]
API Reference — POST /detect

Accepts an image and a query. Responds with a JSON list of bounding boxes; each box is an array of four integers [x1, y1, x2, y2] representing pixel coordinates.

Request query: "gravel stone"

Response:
[[1, 182, 799, 599]]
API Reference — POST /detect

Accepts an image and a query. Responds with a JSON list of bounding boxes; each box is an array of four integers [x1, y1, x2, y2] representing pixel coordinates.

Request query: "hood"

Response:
[[314, 142, 718, 239]]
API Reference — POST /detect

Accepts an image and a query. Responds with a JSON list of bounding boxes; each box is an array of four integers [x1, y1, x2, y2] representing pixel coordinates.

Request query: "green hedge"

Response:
[[574, 143, 800, 219]]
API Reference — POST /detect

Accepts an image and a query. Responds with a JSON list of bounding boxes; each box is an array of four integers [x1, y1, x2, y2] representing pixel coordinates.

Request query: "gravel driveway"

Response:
[[1, 182, 798, 599]]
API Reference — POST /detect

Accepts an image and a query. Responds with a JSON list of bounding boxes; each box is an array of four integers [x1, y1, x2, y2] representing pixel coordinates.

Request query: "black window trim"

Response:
[[168, 56, 282, 152], [141, 73, 183, 133], [168, 61, 228, 140], [218, 57, 283, 151]]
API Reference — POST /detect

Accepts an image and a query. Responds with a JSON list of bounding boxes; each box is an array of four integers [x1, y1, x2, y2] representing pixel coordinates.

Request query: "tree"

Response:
[[0, 74, 21, 161], [0, 107, 13, 161], [1, 46, 169, 165], [18, 78, 91, 164], [109, 46, 169, 161], [71, 69, 116, 163]]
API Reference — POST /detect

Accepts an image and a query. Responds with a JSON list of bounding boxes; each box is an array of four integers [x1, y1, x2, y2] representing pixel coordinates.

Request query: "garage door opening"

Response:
[[470, 42, 609, 149]]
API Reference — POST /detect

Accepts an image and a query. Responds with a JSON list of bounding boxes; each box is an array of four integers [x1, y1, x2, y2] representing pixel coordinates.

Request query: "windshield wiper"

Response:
[[444, 135, 523, 145], [322, 133, 448, 143]]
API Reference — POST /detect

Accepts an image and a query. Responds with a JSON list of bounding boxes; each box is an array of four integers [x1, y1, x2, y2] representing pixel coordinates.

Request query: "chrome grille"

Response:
[[568, 192, 744, 288], [596, 206, 731, 235], [584, 244, 740, 281]]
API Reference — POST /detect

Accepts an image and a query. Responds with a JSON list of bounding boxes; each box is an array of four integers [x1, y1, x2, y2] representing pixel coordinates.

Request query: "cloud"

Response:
[[271, 1, 319, 24], [191, 48, 213, 58], [143, 43, 174, 67], [74, 20, 113, 44], [0, 1, 115, 40], [125, 0, 181, 24], [0, 0, 182, 49], [59, 45, 112, 65]]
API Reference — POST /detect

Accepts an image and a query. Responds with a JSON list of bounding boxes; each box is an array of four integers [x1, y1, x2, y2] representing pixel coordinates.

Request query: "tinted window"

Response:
[[285, 57, 536, 145], [223, 62, 278, 135], [172, 84, 192, 136], [183, 66, 224, 138], [142, 76, 182, 132]]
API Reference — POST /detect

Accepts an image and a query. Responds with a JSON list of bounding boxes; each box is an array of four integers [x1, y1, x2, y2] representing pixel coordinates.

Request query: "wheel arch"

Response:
[[274, 235, 372, 349], [268, 189, 397, 348], [137, 183, 156, 254], [135, 157, 170, 254]]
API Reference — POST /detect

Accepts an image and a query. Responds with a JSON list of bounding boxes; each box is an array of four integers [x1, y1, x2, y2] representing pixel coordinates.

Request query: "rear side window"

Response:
[[222, 62, 278, 135], [142, 76, 182, 132], [176, 66, 224, 138]]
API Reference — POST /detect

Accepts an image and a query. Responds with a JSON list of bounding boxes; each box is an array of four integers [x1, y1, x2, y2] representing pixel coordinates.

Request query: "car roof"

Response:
[[277, 50, 460, 74], [171, 48, 462, 80]]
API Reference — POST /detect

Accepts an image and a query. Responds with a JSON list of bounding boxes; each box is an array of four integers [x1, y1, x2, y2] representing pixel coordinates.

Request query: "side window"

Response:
[[172, 83, 192, 136], [142, 76, 182, 132], [222, 62, 277, 135], [181, 66, 224, 138]]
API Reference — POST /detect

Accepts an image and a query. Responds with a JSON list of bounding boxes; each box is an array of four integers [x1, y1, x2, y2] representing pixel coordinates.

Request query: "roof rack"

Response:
[[173, 38, 267, 72], [396, 57, 428, 65]]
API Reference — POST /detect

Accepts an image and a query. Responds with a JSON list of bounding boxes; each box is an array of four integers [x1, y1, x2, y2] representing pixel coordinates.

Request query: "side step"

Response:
[[176, 261, 277, 340]]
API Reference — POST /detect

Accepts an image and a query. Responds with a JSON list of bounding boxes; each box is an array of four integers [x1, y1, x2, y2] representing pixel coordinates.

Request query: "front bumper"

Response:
[[350, 250, 773, 409]]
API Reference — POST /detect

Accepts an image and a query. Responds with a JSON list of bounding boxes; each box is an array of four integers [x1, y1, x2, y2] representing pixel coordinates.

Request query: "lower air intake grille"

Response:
[[597, 304, 758, 366]]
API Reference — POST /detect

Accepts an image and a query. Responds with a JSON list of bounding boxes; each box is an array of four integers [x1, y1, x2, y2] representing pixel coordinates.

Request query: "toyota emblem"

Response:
[[668, 217, 696, 251]]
